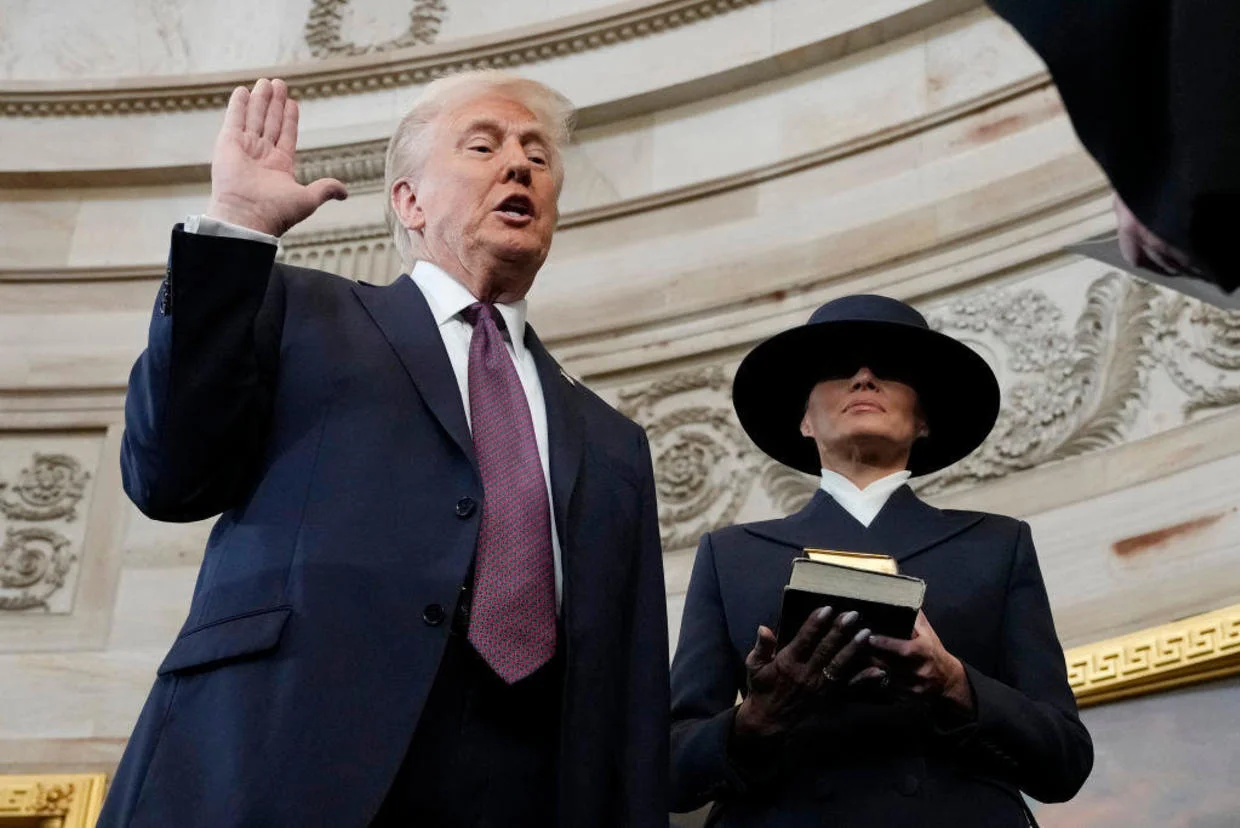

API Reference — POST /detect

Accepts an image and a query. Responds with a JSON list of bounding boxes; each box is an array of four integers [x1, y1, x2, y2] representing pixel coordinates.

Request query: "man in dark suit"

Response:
[[99, 73, 668, 827], [670, 295, 1092, 826], [987, 0, 1240, 289]]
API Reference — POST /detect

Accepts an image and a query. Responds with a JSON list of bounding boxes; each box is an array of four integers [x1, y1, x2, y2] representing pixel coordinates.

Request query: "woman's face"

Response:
[[800, 366, 926, 466]]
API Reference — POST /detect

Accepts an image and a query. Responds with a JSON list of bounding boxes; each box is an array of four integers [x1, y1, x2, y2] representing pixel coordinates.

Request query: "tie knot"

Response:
[[461, 302, 507, 331]]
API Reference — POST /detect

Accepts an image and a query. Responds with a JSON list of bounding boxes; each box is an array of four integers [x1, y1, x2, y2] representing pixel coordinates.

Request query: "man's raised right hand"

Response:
[[206, 78, 348, 237]]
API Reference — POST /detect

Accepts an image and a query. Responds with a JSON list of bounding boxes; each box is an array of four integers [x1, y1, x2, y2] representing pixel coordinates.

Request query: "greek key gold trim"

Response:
[[1066, 603, 1240, 707], [0, 0, 763, 117], [0, 773, 106, 827]]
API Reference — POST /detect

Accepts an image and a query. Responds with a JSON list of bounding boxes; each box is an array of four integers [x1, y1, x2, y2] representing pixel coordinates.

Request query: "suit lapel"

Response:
[[525, 326, 585, 549], [866, 485, 984, 564], [741, 491, 877, 555], [351, 277, 477, 474]]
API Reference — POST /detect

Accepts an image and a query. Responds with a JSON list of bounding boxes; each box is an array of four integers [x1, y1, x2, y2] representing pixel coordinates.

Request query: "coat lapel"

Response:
[[741, 490, 877, 555], [351, 277, 477, 474], [866, 485, 985, 564], [525, 325, 585, 547], [740, 486, 984, 565]]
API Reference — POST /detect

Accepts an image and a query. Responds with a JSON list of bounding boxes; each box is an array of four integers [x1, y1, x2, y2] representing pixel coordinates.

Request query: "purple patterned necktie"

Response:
[[460, 302, 557, 684]]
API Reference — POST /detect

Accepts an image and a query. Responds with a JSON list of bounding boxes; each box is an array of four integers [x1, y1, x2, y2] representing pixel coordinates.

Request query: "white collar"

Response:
[[410, 260, 529, 359], [817, 467, 912, 527]]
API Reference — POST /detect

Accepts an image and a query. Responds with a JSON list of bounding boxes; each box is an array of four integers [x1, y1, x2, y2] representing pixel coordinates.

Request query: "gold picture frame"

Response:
[[1065, 601, 1240, 707], [0, 774, 106, 828]]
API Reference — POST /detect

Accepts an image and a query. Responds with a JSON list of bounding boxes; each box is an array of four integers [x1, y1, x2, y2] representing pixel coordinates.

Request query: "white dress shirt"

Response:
[[184, 216, 563, 607], [818, 468, 912, 528]]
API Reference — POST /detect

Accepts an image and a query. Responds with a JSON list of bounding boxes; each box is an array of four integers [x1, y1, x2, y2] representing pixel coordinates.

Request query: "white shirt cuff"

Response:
[[184, 214, 279, 247]]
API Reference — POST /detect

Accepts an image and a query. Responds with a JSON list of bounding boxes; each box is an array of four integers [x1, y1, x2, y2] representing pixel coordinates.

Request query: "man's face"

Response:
[[800, 366, 925, 463], [401, 93, 560, 292]]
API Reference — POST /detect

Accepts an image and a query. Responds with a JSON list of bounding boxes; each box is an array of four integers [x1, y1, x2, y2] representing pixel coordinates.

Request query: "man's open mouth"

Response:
[[496, 194, 535, 219]]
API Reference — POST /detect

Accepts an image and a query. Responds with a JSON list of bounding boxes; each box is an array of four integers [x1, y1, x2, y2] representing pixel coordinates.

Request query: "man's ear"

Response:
[[391, 179, 425, 233], [800, 412, 813, 439]]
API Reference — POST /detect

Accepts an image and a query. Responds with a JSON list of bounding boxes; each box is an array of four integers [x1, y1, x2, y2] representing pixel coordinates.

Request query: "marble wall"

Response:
[[1, 0, 1238, 815]]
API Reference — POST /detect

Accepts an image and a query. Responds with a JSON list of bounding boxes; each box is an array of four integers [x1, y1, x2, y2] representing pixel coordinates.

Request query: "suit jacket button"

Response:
[[422, 604, 446, 626], [455, 497, 476, 518]]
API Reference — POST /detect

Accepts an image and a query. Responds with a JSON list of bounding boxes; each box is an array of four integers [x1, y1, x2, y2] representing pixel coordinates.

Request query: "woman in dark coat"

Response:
[[670, 295, 1093, 826]]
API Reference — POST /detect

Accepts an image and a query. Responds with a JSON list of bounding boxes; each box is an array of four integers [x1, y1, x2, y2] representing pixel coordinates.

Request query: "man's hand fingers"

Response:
[[223, 86, 249, 133], [306, 177, 349, 206], [277, 98, 300, 154], [805, 610, 860, 674], [264, 79, 288, 146], [1143, 242, 1179, 276], [783, 606, 835, 662], [246, 78, 272, 135]]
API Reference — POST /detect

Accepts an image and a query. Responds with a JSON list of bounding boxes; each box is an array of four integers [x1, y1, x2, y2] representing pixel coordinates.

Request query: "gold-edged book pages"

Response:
[[0, 773, 107, 827], [802, 548, 898, 575]]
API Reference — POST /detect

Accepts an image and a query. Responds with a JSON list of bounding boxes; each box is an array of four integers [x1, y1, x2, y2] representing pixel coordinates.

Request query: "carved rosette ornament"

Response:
[[618, 367, 765, 550], [305, 0, 448, 58], [0, 453, 90, 522], [0, 527, 76, 612]]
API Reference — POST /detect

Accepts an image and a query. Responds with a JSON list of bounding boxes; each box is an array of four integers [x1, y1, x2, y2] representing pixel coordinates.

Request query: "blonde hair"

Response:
[[383, 71, 576, 268]]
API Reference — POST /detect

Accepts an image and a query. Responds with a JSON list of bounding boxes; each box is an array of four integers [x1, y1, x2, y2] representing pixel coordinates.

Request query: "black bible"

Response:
[[777, 556, 926, 647]]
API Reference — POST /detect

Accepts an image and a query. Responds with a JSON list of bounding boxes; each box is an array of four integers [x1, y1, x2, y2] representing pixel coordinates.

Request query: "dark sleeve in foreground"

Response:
[[987, 0, 1240, 288], [939, 521, 1094, 803], [121, 227, 285, 522], [623, 426, 672, 826], [669, 534, 767, 813]]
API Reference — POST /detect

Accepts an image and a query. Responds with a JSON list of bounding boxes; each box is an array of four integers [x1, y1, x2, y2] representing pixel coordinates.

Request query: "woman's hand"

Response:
[[734, 608, 871, 739], [866, 611, 973, 714]]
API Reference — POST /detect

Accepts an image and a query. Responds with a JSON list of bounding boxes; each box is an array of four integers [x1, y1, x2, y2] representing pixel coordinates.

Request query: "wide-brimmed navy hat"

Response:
[[732, 295, 1000, 477]]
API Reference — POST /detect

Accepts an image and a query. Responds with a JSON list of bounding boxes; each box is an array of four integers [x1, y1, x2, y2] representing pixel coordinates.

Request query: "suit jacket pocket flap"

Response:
[[158, 606, 292, 675]]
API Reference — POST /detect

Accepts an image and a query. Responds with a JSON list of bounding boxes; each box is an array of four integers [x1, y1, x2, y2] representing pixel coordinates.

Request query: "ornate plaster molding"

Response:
[[305, 0, 448, 58], [0, 453, 90, 522], [295, 139, 388, 191], [1066, 603, 1240, 707], [0, 773, 107, 826], [0, 453, 90, 614], [0, 0, 763, 117]]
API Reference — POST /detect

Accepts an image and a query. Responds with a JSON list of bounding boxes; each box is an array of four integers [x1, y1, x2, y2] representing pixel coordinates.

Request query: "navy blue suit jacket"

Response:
[[670, 488, 1091, 827], [100, 229, 669, 827]]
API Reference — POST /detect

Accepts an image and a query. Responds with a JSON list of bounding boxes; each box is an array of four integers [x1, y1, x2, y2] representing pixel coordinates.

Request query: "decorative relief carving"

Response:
[[0, 527, 76, 612], [305, 0, 448, 59], [1065, 602, 1240, 706], [296, 139, 389, 193], [1156, 297, 1240, 415], [0, 453, 90, 522], [0, 452, 90, 613], [1, 0, 764, 117], [280, 225, 403, 284], [619, 272, 1240, 549], [917, 273, 1161, 496], [617, 366, 764, 550], [0, 774, 106, 826]]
